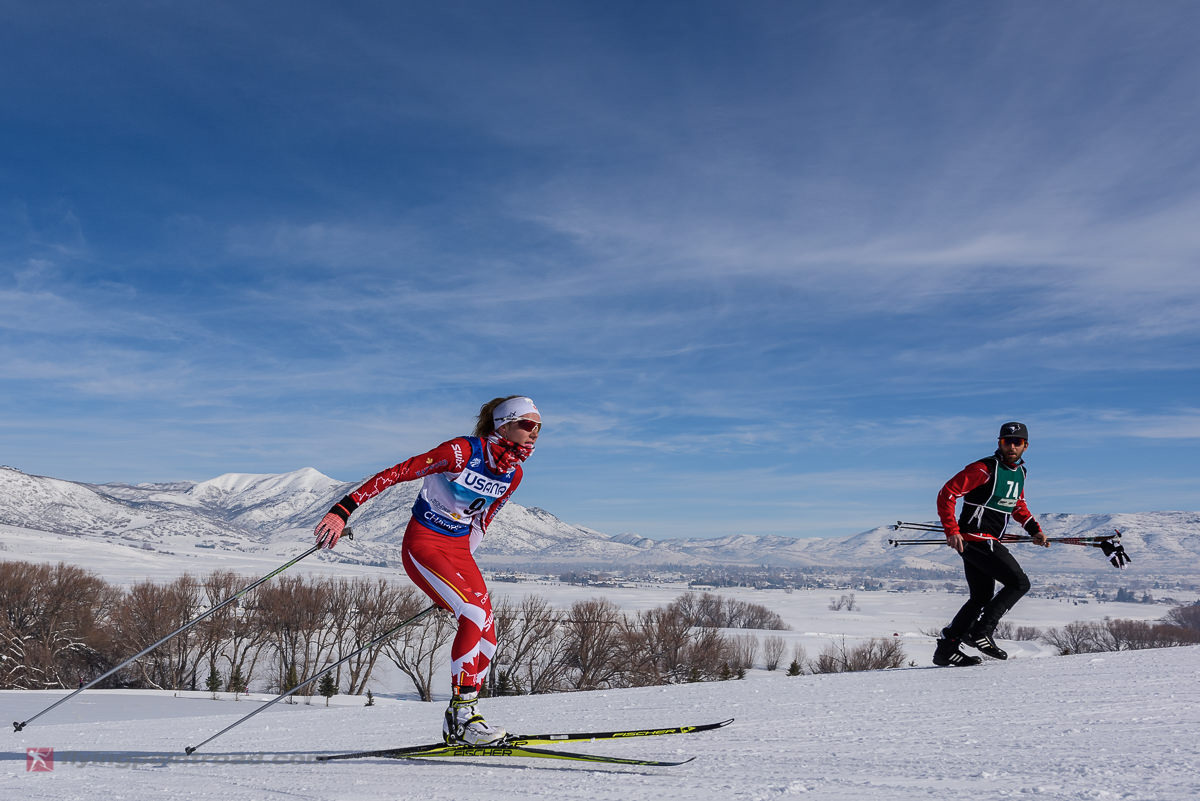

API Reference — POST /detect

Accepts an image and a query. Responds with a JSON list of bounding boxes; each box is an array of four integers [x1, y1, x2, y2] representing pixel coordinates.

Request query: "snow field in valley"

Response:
[[4, 580, 1198, 800]]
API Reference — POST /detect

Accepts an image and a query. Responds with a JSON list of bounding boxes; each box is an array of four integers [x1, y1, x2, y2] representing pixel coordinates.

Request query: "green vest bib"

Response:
[[980, 460, 1025, 513]]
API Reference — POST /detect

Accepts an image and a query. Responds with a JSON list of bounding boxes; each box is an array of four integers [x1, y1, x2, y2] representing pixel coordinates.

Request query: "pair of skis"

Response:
[[317, 718, 734, 767]]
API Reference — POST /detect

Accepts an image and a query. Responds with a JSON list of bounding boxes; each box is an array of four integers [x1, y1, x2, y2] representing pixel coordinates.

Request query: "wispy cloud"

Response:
[[2, 3, 1199, 536]]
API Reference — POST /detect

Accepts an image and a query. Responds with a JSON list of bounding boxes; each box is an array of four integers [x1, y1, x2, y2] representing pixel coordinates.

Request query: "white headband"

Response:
[[493, 397, 540, 429]]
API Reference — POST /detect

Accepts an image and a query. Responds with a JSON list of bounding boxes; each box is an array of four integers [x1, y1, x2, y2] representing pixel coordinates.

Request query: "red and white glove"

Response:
[[315, 513, 346, 548], [314, 495, 358, 549]]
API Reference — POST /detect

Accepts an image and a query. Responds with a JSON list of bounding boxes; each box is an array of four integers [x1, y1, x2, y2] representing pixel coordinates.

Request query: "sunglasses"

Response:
[[514, 419, 541, 433], [1001, 437, 1026, 446]]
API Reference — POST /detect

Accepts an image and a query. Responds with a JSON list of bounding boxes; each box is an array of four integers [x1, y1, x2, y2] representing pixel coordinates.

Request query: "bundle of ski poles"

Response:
[[887, 522, 1131, 569]]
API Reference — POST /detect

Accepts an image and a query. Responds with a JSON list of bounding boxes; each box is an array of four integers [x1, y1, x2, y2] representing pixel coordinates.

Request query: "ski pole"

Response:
[[893, 521, 1121, 544], [14, 541, 327, 732], [184, 603, 439, 755], [891, 521, 945, 533], [887, 534, 1121, 548], [1000, 533, 1119, 548]]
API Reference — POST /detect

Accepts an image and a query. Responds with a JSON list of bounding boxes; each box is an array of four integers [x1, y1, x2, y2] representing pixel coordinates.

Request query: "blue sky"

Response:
[[3, 2, 1199, 540]]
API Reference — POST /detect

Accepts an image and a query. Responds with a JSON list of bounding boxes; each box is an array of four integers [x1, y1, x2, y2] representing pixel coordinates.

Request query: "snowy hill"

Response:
[[1, 465, 1198, 576], [4, 646, 1198, 800]]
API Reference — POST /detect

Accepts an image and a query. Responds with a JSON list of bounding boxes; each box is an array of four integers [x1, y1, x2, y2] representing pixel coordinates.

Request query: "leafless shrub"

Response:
[[1041, 621, 1104, 655], [616, 598, 735, 686], [828, 593, 857, 612], [729, 633, 759, 671], [762, 635, 787, 671], [791, 643, 807, 664], [1012, 625, 1041, 641], [811, 637, 907, 673], [1165, 602, 1200, 633], [990, 621, 1038, 641], [676, 592, 789, 630], [1042, 617, 1200, 656]]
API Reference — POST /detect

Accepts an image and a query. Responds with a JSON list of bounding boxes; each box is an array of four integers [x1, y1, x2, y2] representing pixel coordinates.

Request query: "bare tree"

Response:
[[341, 579, 422, 695], [729, 633, 759, 671], [201, 573, 271, 693], [620, 599, 717, 686], [195, 571, 257, 692], [762, 635, 787, 671], [111, 575, 202, 689], [683, 592, 788, 630], [1040, 621, 1104, 655], [681, 625, 733, 682], [257, 575, 333, 695], [384, 608, 456, 702], [0, 561, 114, 689], [1165, 603, 1200, 634], [491, 594, 570, 695], [563, 598, 625, 690]]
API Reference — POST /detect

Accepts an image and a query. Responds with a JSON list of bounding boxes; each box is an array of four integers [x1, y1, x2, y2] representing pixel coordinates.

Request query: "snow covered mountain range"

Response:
[[1, 465, 1197, 577]]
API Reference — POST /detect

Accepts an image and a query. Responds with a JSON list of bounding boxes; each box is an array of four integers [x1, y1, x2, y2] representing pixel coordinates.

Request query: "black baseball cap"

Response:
[[999, 421, 1029, 441]]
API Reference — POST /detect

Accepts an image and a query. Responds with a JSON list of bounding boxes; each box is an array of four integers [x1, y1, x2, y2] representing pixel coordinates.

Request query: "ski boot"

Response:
[[963, 626, 1008, 660], [443, 686, 506, 745], [932, 632, 983, 667]]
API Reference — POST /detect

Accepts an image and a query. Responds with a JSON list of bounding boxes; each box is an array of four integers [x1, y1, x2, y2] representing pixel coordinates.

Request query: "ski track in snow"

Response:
[[5, 646, 1199, 801]]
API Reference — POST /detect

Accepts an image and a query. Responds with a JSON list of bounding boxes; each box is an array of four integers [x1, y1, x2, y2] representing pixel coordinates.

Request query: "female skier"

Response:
[[313, 395, 541, 744]]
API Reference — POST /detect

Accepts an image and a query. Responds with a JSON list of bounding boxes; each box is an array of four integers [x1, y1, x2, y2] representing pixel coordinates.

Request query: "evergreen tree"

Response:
[[786, 659, 803, 676], [205, 665, 222, 699], [365, 689, 374, 707], [228, 664, 247, 699], [318, 673, 337, 707]]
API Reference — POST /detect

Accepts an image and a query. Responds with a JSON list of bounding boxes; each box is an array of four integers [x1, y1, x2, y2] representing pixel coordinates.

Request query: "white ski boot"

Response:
[[442, 688, 506, 745]]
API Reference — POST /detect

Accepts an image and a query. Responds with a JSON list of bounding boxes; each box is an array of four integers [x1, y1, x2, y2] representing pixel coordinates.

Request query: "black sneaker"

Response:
[[932, 636, 983, 667], [963, 630, 1008, 660]]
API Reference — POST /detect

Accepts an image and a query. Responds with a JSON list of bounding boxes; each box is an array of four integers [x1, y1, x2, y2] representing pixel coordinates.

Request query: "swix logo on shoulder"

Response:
[[451, 442, 465, 470], [456, 470, 509, 498], [27, 747, 54, 771]]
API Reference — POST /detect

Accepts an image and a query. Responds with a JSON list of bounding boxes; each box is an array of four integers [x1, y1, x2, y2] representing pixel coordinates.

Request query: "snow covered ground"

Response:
[[5, 499, 1198, 798], [5, 645, 1198, 801]]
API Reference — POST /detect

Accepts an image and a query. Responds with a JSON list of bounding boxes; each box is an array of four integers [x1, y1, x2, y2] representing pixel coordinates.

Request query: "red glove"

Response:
[[314, 495, 358, 549], [315, 513, 346, 548]]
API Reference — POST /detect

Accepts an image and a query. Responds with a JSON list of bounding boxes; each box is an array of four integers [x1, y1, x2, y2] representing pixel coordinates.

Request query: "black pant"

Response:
[[945, 539, 1030, 639]]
